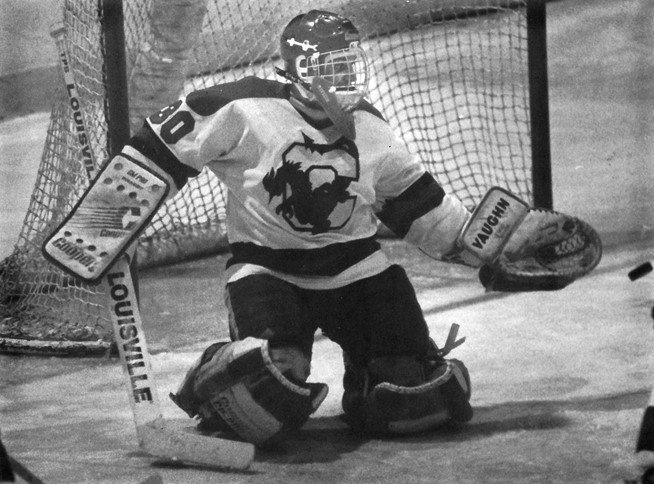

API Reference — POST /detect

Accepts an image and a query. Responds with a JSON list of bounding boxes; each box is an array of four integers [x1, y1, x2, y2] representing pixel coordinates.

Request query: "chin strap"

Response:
[[275, 67, 310, 90]]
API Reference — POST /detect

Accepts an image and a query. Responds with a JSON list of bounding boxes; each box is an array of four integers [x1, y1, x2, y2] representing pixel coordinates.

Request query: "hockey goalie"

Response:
[[44, 10, 601, 446]]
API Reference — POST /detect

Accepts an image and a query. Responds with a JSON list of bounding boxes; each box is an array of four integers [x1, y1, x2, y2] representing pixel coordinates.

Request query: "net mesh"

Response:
[[0, 0, 531, 354]]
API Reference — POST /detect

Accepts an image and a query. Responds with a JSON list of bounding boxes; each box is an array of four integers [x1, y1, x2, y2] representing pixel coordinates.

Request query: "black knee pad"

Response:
[[342, 353, 472, 435]]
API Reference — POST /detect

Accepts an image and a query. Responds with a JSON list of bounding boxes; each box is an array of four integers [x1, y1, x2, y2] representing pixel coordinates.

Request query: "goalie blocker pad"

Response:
[[42, 155, 169, 284]]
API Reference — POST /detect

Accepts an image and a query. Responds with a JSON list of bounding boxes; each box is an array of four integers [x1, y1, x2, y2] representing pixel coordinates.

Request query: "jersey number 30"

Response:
[[149, 100, 195, 145]]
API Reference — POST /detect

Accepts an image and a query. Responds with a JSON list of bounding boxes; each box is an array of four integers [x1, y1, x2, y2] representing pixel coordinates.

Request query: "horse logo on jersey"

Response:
[[263, 133, 359, 234]]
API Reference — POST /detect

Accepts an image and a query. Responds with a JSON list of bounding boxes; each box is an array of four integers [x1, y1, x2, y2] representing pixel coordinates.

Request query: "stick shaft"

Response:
[[103, 265, 163, 425], [51, 23, 162, 427], [7, 455, 46, 484], [51, 24, 97, 180]]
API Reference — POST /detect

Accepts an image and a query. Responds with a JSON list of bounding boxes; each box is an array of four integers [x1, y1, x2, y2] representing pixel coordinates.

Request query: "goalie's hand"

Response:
[[478, 208, 602, 292], [454, 187, 602, 292]]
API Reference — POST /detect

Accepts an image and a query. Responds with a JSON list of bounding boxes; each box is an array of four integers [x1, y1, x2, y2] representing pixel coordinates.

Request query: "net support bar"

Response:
[[527, 0, 553, 209], [100, 0, 140, 298], [101, 0, 130, 156]]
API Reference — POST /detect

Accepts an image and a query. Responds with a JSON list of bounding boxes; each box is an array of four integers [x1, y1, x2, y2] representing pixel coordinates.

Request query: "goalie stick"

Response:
[[49, 24, 254, 470], [629, 262, 654, 475]]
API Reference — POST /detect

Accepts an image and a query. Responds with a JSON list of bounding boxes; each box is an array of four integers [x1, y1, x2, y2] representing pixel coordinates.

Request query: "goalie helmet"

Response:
[[280, 10, 369, 111]]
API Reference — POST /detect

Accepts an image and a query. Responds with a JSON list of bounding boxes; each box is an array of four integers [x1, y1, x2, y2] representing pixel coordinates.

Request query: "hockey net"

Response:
[[0, 0, 531, 355]]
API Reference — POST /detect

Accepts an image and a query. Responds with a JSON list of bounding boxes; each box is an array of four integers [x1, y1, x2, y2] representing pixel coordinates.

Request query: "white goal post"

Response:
[[0, 0, 550, 355]]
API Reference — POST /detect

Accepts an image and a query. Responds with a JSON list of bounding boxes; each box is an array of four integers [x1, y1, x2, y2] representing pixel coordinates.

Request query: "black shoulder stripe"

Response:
[[376, 172, 446, 238], [128, 123, 200, 190], [186, 77, 290, 116]]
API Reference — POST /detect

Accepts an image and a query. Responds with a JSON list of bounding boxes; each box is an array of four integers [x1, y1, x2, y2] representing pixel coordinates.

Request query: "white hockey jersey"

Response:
[[126, 77, 470, 288]]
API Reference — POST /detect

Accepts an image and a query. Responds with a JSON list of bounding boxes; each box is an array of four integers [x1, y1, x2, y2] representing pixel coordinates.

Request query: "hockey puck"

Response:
[[629, 262, 653, 281]]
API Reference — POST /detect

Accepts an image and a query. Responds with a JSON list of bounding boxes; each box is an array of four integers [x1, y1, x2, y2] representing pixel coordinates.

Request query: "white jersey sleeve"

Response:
[[368, 121, 471, 261], [126, 81, 255, 192]]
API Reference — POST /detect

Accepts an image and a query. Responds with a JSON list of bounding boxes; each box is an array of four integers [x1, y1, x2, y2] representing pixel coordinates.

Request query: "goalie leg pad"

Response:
[[170, 337, 328, 446], [342, 354, 472, 435], [42, 154, 169, 283]]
